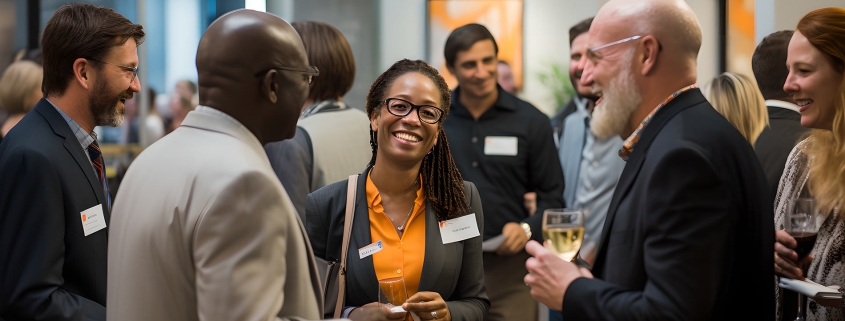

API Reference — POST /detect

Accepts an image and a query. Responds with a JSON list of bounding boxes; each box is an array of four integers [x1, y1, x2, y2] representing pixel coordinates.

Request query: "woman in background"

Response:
[[306, 59, 489, 321], [0, 60, 42, 139], [264, 20, 371, 219], [706, 71, 769, 145], [772, 7, 845, 321]]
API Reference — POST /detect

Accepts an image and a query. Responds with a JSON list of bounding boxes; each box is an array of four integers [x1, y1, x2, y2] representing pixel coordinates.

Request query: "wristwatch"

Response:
[[520, 222, 532, 239]]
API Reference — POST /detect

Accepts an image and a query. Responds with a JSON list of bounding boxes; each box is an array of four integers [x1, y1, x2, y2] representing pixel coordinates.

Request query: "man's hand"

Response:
[[349, 302, 407, 321], [497, 222, 529, 256], [774, 230, 812, 280], [524, 192, 537, 216], [524, 240, 591, 311]]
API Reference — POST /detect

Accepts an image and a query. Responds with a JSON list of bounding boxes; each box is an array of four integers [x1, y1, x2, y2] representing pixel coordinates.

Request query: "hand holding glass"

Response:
[[378, 277, 408, 312], [542, 208, 584, 262], [785, 198, 821, 321]]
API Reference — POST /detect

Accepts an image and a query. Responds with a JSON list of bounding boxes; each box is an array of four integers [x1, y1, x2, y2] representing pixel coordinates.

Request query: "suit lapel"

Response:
[[349, 169, 380, 302], [34, 100, 109, 221], [417, 201, 445, 291], [592, 89, 706, 272]]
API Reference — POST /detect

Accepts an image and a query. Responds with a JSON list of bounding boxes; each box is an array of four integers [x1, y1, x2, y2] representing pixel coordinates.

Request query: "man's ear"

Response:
[[73, 58, 91, 90], [640, 35, 660, 76], [261, 70, 280, 103]]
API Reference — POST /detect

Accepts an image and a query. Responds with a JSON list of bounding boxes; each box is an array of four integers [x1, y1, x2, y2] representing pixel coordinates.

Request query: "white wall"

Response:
[[378, 0, 427, 71], [164, 0, 200, 93], [774, 0, 843, 32], [687, 0, 720, 90]]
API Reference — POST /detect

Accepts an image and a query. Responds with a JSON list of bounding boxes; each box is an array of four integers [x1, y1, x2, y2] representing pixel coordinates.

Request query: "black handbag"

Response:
[[317, 174, 357, 319]]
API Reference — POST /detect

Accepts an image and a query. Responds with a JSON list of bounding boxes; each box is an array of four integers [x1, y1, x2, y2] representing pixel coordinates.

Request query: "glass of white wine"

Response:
[[542, 208, 584, 262]]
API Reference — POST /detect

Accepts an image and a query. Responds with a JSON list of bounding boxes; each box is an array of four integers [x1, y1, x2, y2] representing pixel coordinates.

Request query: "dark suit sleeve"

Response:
[[305, 192, 329, 260], [0, 148, 105, 320], [522, 116, 566, 241], [265, 127, 312, 221], [446, 182, 491, 320], [562, 147, 731, 320]]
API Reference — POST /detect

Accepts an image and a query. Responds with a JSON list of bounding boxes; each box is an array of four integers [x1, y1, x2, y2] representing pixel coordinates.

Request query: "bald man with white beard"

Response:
[[523, 0, 774, 319]]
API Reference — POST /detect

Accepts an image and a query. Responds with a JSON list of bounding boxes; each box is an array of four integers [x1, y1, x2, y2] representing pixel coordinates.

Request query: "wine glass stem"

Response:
[[796, 293, 804, 321]]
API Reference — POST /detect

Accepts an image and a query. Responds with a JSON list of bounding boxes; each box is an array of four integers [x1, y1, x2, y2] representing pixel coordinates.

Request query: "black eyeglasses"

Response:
[[87, 57, 139, 83], [384, 98, 444, 124], [256, 66, 320, 84]]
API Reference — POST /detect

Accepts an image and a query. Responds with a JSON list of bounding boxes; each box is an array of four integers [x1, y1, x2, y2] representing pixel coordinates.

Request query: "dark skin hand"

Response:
[[349, 302, 406, 321], [403, 292, 451, 321]]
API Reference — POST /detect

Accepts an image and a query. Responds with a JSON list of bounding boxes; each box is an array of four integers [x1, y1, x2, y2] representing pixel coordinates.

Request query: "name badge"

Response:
[[439, 214, 480, 244], [484, 136, 518, 156], [358, 240, 383, 259], [80, 204, 107, 236]]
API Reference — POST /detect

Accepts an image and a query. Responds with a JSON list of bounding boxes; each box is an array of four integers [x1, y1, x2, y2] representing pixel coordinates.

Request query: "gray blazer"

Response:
[[305, 168, 490, 321]]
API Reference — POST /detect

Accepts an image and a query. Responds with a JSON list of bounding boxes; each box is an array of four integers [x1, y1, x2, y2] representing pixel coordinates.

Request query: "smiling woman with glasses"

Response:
[[306, 59, 489, 321]]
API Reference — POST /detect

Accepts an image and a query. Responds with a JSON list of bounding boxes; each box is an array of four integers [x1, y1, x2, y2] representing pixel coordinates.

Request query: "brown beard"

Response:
[[89, 77, 133, 127]]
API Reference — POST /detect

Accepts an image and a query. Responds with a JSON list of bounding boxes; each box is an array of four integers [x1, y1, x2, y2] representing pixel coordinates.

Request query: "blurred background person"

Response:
[[121, 88, 163, 144], [773, 7, 845, 321], [265, 20, 370, 220], [167, 92, 194, 134], [705, 72, 769, 145], [306, 59, 489, 321], [0, 60, 42, 140], [175, 79, 198, 106], [497, 60, 517, 94], [752, 30, 810, 201]]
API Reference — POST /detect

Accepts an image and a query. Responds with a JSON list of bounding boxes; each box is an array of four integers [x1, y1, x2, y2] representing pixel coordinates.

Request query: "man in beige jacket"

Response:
[[107, 9, 334, 321]]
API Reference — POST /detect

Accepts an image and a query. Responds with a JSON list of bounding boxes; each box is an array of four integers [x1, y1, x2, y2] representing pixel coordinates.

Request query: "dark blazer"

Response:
[[754, 106, 809, 203], [561, 89, 774, 320], [305, 168, 489, 320], [0, 99, 108, 320]]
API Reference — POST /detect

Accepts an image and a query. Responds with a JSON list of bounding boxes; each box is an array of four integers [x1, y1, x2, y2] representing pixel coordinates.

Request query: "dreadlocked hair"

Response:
[[365, 59, 470, 220]]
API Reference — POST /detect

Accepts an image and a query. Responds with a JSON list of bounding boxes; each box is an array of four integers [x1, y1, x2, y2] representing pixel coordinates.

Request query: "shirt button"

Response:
[[472, 137, 478, 143], [589, 186, 595, 191], [584, 209, 591, 216], [396, 269, 401, 274], [472, 161, 478, 167], [592, 161, 599, 167]]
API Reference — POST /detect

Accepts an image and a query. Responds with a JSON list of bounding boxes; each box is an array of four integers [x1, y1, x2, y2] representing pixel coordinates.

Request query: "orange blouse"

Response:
[[367, 173, 427, 302]]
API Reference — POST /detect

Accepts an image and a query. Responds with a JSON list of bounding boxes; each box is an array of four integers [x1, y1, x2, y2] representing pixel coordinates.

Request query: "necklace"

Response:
[[386, 205, 415, 231], [380, 176, 420, 232]]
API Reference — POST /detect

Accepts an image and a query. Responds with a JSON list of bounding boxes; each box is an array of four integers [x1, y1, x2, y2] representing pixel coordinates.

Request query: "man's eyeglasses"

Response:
[[256, 66, 320, 84], [585, 35, 643, 62], [87, 57, 139, 83], [384, 98, 444, 124]]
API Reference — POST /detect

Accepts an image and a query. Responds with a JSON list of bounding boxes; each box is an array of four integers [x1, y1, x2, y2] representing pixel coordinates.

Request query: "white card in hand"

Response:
[[389, 306, 406, 313], [484, 136, 518, 156]]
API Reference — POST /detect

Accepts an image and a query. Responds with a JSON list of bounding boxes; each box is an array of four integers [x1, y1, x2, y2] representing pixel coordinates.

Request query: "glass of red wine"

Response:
[[785, 197, 819, 321]]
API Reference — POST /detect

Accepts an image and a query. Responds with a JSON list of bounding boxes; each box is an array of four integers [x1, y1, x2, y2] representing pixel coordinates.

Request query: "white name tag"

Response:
[[484, 136, 518, 156], [358, 240, 383, 259], [439, 214, 480, 244], [80, 204, 107, 236]]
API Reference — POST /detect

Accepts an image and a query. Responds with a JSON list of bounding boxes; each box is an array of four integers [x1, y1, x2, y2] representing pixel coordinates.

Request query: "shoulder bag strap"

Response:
[[334, 174, 358, 318]]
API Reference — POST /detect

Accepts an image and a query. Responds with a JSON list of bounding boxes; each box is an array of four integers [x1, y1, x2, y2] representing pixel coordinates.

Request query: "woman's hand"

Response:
[[349, 302, 407, 321], [774, 230, 813, 280], [402, 291, 450, 321]]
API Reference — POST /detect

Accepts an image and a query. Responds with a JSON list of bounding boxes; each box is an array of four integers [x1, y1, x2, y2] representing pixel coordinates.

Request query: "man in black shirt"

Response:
[[442, 23, 565, 321]]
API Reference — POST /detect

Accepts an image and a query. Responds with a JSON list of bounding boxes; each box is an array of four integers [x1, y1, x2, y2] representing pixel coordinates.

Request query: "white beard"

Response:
[[590, 50, 642, 140]]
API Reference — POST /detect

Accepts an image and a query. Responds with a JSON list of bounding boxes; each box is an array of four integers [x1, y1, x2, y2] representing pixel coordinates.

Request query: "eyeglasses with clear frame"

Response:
[[585, 35, 643, 62], [87, 57, 139, 83], [256, 66, 320, 84], [384, 98, 444, 124]]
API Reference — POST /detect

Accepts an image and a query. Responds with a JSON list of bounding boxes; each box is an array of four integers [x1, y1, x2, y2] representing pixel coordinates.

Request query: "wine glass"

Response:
[[378, 277, 408, 312], [785, 198, 820, 321], [542, 208, 585, 262]]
